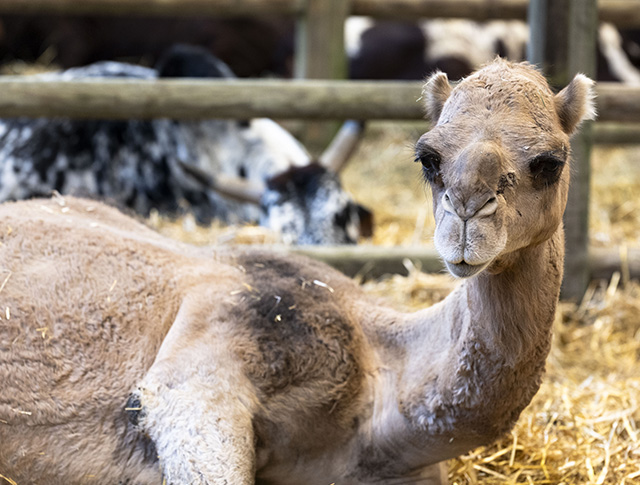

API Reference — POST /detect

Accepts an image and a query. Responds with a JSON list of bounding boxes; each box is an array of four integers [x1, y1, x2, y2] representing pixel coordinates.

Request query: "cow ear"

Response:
[[422, 71, 452, 124], [554, 73, 597, 135]]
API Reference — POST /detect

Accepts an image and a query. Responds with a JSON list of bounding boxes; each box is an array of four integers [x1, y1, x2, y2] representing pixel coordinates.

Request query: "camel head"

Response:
[[416, 59, 596, 278]]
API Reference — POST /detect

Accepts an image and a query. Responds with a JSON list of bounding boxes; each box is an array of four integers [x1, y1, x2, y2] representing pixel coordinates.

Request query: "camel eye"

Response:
[[415, 148, 443, 185], [529, 154, 565, 189]]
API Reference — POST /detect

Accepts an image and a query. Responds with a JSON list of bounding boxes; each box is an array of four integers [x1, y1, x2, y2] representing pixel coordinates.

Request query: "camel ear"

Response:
[[422, 71, 452, 123], [554, 73, 597, 135]]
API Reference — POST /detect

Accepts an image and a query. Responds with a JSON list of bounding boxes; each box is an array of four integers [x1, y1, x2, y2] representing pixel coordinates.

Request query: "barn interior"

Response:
[[1, 1, 640, 483]]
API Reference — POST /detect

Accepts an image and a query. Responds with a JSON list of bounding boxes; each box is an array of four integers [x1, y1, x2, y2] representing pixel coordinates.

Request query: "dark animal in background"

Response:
[[0, 15, 294, 78], [346, 17, 640, 84], [348, 21, 433, 80], [620, 28, 640, 67], [597, 23, 640, 83], [0, 46, 371, 244], [346, 17, 526, 82], [0, 15, 522, 82], [1, 14, 639, 84]]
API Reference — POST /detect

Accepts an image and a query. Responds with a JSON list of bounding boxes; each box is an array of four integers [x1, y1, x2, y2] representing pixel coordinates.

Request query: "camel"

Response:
[[0, 59, 595, 484]]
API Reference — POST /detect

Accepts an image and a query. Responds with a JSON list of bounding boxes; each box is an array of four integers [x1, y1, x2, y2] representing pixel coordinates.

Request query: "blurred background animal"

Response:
[[1, 14, 638, 83], [0, 45, 371, 244]]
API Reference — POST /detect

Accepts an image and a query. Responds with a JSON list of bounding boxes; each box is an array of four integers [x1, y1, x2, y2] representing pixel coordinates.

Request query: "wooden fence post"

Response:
[[528, 0, 597, 300], [295, 0, 351, 153]]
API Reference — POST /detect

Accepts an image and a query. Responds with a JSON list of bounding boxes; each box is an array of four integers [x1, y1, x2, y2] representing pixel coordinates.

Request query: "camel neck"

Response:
[[463, 230, 563, 364], [384, 229, 564, 452]]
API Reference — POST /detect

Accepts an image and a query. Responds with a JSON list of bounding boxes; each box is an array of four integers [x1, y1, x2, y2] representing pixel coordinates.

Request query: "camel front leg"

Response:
[[127, 374, 257, 485], [125, 292, 260, 484]]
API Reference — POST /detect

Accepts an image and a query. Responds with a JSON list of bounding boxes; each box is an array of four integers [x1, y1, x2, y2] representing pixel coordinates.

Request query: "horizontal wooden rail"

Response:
[[0, 0, 304, 17], [0, 78, 424, 120], [351, 0, 640, 27], [352, 0, 529, 21], [585, 0, 640, 28], [0, 78, 638, 125], [591, 123, 640, 145], [291, 246, 445, 279], [0, 0, 639, 26], [285, 245, 640, 282], [595, 84, 640, 123]]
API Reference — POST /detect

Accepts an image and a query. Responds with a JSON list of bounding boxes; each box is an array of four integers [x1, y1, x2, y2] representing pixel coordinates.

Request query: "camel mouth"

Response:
[[444, 260, 489, 279]]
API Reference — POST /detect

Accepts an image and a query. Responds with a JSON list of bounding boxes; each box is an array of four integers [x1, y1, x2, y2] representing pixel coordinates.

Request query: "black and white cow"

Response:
[[0, 46, 371, 244]]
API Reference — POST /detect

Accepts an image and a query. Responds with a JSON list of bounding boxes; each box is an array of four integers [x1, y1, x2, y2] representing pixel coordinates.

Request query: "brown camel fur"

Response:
[[0, 59, 595, 484]]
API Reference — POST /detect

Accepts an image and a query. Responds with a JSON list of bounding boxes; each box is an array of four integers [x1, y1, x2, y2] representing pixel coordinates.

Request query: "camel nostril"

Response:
[[476, 195, 499, 217], [443, 189, 497, 220], [442, 191, 457, 216]]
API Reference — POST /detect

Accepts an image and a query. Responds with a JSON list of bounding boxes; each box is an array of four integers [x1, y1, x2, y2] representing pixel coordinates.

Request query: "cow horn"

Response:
[[177, 161, 265, 205], [319, 120, 365, 173]]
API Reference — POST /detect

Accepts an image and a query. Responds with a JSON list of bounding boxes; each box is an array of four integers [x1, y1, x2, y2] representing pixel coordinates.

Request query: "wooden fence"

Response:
[[288, 245, 640, 283], [1, 0, 640, 27], [0, 78, 638, 122], [1, 0, 639, 297], [0, 78, 637, 122]]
